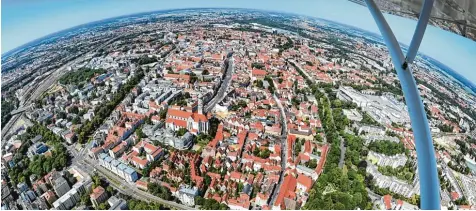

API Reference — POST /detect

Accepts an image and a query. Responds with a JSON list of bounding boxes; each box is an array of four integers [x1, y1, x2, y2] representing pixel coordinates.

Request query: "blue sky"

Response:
[[2, 0, 476, 83]]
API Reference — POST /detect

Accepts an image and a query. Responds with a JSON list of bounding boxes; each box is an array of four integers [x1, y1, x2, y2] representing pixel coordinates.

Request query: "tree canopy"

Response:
[[195, 196, 229, 210], [368, 140, 407, 156], [7, 124, 69, 186], [59, 68, 107, 85], [77, 69, 145, 143]]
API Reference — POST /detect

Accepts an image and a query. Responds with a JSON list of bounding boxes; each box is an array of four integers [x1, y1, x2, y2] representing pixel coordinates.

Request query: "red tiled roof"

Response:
[[144, 143, 157, 153], [164, 74, 191, 81], [90, 186, 105, 199], [131, 156, 148, 167], [397, 200, 403, 206], [304, 140, 311, 154], [151, 148, 162, 158], [166, 118, 187, 128], [383, 195, 392, 210], [315, 144, 329, 175], [112, 143, 125, 153], [252, 69, 267, 76], [230, 171, 242, 180], [212, 54, 222, 60], [135, 180, 148, 190], [91, 147, 103, 154], [43, 191, 56, 201], [274, 175, 297, 208], [193, 113, 207, 122], [451, 191, 460, 200], [297, 174, 312, 191], [64, 132, 75, 139], [123, 112, 146, 120], [167, 108, 192, 119]]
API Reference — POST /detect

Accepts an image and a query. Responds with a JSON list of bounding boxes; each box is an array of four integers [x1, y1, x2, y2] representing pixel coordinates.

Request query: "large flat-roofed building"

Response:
[[53, 177, 70, 197], [338, 86, 410, 125], [52, 168, 92, 210], [110, 160, 121, 175], [143, 127, 194, 150], [124, 167, 139, 182], [52, 187, 80, 210], [107, 196, 127, 210], [117, 164, 127, 179]]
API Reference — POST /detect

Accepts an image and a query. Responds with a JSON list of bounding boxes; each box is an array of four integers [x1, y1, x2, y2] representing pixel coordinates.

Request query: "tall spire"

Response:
[[198, 99, 203, 114]]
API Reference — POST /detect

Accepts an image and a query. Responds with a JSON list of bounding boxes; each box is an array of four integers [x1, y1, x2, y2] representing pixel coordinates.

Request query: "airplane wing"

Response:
[[349, 0, 476, 40]]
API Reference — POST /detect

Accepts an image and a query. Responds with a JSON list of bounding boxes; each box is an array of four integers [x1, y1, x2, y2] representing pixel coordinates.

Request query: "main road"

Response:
[[65, 49, 191, 209], [268, 93, 288, 207], [204, 52, 234, 113], [76, 158, 193, 210]]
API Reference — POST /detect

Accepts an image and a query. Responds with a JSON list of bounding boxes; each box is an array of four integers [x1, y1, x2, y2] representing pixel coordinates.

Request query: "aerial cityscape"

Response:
[[1, 6, 476, 211]]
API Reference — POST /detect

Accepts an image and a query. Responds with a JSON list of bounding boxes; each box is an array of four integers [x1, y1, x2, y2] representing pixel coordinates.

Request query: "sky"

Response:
[[2, 0, 476, 83]]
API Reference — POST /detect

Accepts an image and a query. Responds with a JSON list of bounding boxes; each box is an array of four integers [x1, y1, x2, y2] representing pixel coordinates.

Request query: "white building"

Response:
[[177, 186, 198, 207]]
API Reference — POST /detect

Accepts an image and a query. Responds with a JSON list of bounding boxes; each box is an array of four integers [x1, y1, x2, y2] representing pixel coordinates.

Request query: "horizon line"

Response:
[[2, 6, 475, 88]]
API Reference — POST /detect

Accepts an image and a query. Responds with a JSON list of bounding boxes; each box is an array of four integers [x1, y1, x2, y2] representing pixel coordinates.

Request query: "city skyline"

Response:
[[1, 8, 475, 210], [2, 0, 476, 84]]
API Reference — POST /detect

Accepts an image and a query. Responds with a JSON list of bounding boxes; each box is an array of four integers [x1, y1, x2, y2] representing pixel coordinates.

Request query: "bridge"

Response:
[[10, 105, 33, 115]]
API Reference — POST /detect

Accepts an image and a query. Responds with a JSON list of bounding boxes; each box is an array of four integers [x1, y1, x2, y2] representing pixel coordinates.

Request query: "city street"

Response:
[[75, 158, 194, 210], [268, 93, 288, 207], [204, 53, 234, 113]]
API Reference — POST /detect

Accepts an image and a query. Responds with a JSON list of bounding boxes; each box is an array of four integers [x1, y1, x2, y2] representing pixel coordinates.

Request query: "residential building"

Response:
[[53, 177, 70, 197], [178, 186, 199, 207], [90, 186, 108, 208]]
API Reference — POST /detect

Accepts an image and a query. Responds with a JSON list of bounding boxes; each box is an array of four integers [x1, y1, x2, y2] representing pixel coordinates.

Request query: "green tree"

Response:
[[361, 112, 379, 126], [72, 116, 81, 124], [307, 159, 318, 169], [177, 128, 187, 136], [159, 109, 167, 120], [368, 140, 407, 156], [106, 186, 114, 195], [98, 202, 108, 210], [136, 127, 147, 140], [195, 196, 205, 205], [81, 193, 92, 206]]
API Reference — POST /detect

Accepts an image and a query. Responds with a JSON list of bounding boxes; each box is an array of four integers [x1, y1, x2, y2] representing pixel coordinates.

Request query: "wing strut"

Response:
[[406, 0, 435, 64], [363, 0, 441, 209]]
